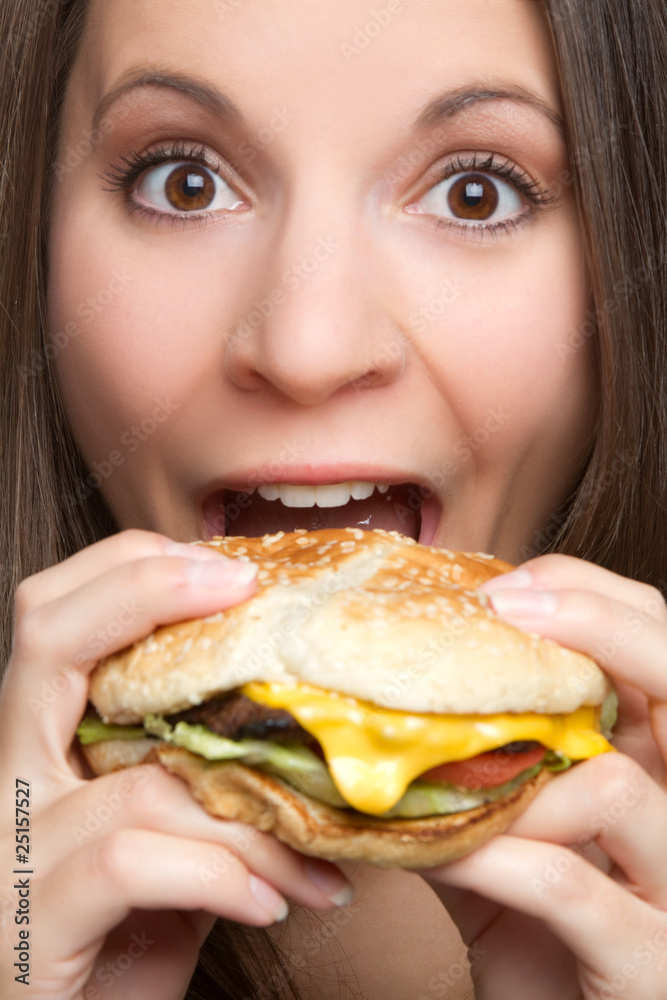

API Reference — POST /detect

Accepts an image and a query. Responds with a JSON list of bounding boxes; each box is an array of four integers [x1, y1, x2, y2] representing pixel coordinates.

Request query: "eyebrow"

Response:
[[92, 71, 563, 138], [413, 84, 564, 134], [91, 70, 246, 132]]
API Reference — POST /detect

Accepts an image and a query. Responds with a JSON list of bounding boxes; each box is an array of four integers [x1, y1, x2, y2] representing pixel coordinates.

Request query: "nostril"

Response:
[[351, 368, 380, 392]]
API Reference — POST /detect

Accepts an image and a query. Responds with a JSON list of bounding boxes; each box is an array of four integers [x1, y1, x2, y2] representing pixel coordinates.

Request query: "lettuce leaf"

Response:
[[600, 690, 619, 739], [78, 713, 571, 818], [76, 716, 147, 745], [143, 714, 349, 806], [543, 749, 572, 772]]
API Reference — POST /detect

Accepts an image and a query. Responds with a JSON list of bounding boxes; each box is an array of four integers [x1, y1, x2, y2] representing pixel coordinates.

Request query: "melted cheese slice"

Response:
[[241, 681, 614, 814]]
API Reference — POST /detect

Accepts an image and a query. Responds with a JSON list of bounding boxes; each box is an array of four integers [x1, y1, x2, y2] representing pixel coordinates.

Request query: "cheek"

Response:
[[415, 225, 596, 457], [47, 199, 231, 460]]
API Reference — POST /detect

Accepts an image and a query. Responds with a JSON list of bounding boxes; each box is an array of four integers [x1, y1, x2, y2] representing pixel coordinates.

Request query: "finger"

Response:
[[479, 555, 667, 766], [87, 908, 215, 1000], [419, 834, 658, 974], [0, 551, 258, 776], [35, 827, 292, 971], [472, 909, 578, 1000], [10, 529, 222, 611], [650, 701, 667, 787], [481, 552, 667, 624], [34, 764, 355, 911], [427, 883, 578, 1000], [423, 882, 506, 948], [506, 753, 667, 905], [480, 587, 667, 702]]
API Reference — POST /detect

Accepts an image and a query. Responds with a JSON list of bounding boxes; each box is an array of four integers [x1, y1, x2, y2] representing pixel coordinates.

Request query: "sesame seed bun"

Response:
[[89, 528, 610, 724]]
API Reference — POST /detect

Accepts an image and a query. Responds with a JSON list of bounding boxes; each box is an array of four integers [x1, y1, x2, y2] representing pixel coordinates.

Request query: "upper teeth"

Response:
[[251, 481, 390, 508]]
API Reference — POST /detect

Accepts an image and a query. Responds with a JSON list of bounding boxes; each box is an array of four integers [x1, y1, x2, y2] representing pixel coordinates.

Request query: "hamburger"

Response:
[[77, 527, 616, 869]]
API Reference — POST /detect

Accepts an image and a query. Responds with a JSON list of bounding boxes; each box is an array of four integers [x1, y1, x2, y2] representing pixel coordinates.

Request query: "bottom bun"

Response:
[[82, 738, 552, 869], [82, 737, 159, 773]]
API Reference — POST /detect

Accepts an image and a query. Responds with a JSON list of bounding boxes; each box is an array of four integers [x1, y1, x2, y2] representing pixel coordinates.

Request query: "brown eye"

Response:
[[165, 164, 216, 211], [415, 168, 523, 228], [447, 173, 499, 221], [133, 160, 246, 216]]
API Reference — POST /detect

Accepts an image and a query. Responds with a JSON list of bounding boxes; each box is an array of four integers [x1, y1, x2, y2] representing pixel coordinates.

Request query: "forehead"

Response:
[[65, 0, 560, 152]]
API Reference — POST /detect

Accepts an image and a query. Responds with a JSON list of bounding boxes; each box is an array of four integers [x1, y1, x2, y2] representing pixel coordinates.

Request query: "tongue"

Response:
[[224, 484, 422, 540]]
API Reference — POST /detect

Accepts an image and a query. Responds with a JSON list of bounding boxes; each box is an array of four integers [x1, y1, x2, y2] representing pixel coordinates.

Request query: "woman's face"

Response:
[[48, 0, 597, 562]]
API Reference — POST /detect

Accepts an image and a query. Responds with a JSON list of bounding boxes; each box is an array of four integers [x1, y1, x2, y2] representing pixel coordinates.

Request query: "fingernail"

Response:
[[478, 569, 533, 593], [487, 588, 559, 618], [249, 875, 289, 921], [165, 540, 223, 560], [305, 859, 356, 906], [185, 558, 258, 588]]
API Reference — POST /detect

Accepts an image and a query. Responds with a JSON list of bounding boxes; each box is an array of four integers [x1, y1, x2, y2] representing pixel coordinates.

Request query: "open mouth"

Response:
[[202, 481, 441, 544]]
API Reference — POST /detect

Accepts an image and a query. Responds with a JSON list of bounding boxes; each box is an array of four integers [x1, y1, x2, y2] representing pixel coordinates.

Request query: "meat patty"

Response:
[[166, 692, 312, 743]]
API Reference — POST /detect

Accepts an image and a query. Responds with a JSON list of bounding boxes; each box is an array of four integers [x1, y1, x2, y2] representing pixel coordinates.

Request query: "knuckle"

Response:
[[13, 578, 37, 623], [569, 590, 608, 630], [523, 552, 573, 579], [158, 560, 196, 597], [221, 821, 264, 850], [10, 607, 45, 663], [545, 851, 592, 905], [91, 827, 143, 888], [587, 752, 648, 809], [211, 842, 240, 868], [226, 826, 278, 862], [167, 561, 195, 593], [533, 552, 570, 571], [116, 766, 174, 820], [112, 528, 171, 562], [124, 553, 156, 591], [636, 583, 666, 618], [125, 551, 183, 594]]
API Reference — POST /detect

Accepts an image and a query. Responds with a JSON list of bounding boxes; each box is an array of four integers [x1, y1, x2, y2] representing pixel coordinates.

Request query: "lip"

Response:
[[199, 465, 444, 545]]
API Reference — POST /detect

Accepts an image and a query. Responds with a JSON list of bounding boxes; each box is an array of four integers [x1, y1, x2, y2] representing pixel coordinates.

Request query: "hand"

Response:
[[0, 530, 354, 1000], [418, 554, 667, 1000]]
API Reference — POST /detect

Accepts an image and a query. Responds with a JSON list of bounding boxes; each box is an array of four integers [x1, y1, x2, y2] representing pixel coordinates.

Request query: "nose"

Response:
[[223, 226, 406, 406]]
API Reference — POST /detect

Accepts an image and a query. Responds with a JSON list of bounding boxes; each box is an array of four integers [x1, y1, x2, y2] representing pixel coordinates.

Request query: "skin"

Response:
[[48, 0, 597, 560], [0, 1, 663, 999]]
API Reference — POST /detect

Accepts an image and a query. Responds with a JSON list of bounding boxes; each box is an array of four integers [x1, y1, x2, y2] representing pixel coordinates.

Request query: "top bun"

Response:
[[90, 528, 611, 724]]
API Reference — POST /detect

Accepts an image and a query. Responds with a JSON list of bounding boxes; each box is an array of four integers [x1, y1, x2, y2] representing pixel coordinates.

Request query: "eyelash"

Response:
[[102, 140, 231, 226], [102, 143, 554, 236], [427, 152, 555, 240]]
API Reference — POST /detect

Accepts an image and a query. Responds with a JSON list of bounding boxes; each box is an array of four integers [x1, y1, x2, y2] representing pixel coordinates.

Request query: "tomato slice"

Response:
[[420, 744, 546, 790]]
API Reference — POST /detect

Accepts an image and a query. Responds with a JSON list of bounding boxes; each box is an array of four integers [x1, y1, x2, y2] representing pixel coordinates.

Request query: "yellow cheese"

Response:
[[241, 681, 614, 814]]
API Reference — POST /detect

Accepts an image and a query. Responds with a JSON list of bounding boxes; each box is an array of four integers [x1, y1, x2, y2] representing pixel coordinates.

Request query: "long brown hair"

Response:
[[1, 0, 666, 997], [538, 0, 667, 580]]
